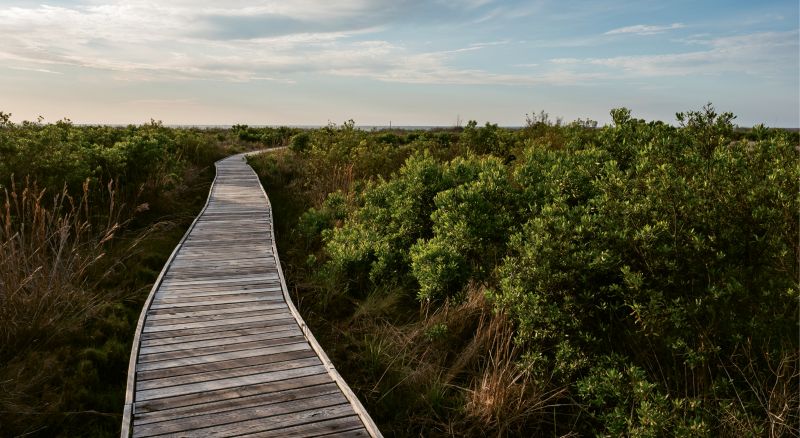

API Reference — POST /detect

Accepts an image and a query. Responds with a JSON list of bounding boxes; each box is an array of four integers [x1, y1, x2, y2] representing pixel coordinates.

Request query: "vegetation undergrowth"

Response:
[[249, 105, 799, 437], [0, 114, 288, 436], [1, 107, 796, 436]]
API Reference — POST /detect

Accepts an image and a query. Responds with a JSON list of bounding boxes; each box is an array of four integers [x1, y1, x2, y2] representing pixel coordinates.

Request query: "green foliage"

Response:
[[577, 355, 709, 436], [249, 105, 799, 436], [462, 120, 513, 156], [298, 190, 348, 250], [324, 153, 447, 290], [494, 106, 798, 433], [232, 124, 298, 146], [412, 155, 516, 301], [0, 114, 249, 437], [0, 118, 230, 198], [424, 323, 449, 341], [676, 102, 736, 158], [289, 131, 311, 153], [410, 237, 466, 301]]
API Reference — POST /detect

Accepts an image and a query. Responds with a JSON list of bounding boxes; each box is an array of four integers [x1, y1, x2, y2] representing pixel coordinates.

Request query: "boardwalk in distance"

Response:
[[121, 153, 380, 437]]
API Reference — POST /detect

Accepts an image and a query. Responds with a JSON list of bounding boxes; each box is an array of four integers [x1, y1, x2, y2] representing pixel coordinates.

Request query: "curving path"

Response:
[[121, 152, 380, 437]]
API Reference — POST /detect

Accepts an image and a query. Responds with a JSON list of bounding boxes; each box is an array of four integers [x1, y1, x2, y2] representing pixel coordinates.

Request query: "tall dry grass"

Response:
[[0, 122, 244, 435], [0, 178, 124, 359], [0, 177, 128, 432], [463, 313, 568, 436], [341, 285, 570, 436], [0, 173, 173, 436]]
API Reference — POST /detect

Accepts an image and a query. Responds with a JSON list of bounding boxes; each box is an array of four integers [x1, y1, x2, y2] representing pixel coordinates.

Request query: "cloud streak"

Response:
[[8, 66, 63, 75], [605, 23, 685, 35], [551, 30, 798, 79], [0, 1, 796, 89], [0, 1, 594, 86]]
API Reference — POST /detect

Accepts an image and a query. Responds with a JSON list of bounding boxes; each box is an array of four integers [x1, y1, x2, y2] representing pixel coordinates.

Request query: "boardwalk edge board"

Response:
[[245, 150, 383, 438], [120, 148, 383, 438]]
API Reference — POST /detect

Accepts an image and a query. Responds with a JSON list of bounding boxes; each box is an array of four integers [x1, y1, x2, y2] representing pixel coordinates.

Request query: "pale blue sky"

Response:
[[1, 0, 797, 126]]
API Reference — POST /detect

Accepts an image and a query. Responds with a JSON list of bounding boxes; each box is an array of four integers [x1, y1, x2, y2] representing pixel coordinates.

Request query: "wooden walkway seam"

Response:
[[121, 151, 381, 437]]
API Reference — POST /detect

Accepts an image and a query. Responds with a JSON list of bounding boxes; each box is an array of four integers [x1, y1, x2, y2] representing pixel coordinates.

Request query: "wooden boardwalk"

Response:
[[121, 152, 380, 437]]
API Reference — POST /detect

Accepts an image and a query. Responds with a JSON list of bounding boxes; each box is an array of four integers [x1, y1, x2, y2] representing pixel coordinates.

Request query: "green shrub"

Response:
[[493, 107, 798, 433], [324, 152, 447, 289], [0, 114, 236, 436], [289, 131, 311, 153], [462, 120, 514, 156], [412, 156, 515, 301], [298, 190, 348, 249], [250, 105, 799, 435], [577, 355, 709, 436]]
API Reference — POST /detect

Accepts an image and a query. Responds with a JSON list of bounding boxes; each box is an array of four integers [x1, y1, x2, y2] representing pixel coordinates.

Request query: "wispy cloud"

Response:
[[0, 1, 795, 90], [473, 2, 543, 23], [328, 46, 605, 86], [8, 66, 63, 74], [551, 30, 798, 79], [0, 2, 594, 87], [605, 23, 685, 36], [0, 2, 378, 81], [127, 98, 198, 105]]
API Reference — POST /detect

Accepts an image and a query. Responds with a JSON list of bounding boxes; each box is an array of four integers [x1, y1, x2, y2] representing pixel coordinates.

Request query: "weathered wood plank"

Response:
[[152, 288, 283, 302], [246, 417, 367, 438], [161, 272, 280, 284], [140, 317, 297, 341], [136, 364, 327, 401], [165, 264, 276, 272], [191, 220, 269, 225], [169, 256, 274, 266], [139, 326, 299, 354], [134, 382, 340, 426], [145, 301, 285, 316], [166, 262, 275, 270], [165, 266, 278, 275], [135, 342, 311, 372], [142, 312, 292, 333], [182, 237, 271, 245], [163, 403, 355, 437], [175, 247, 271, 254], [139, 334, 306, 363], [144, 307, 286, 326], [184, 229, 270, 236], [136, 347, 317, 382], [153, 281, 281, 294], [137, 356, 322, 392], [313, 427, 371, 438], [151, 293, 285, 306], [184, 235, 268, 241], [139, 323, 298, 351], [146, 302, 286, 321], [148, 294, 285, 310], [150, 293, 285, 307], [133, 393, 348, 437], [160, 274, 280, 287]]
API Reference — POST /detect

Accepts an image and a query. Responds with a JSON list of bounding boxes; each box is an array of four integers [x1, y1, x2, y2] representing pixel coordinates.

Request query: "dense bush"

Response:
[[251, 107, 798, 436], [0, 115, 243, 212], [0, 113, 266, 436], [232, 124, 298, 146], [411, 155, 516, 301], [495, 111, 798, 433], [324, 153, 446, 291]]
